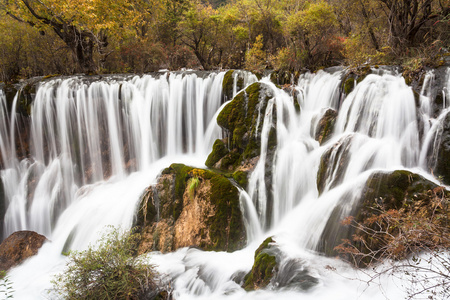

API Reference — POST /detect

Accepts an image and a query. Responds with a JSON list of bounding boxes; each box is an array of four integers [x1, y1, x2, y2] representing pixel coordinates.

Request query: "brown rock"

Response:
[[0, 231, 47, 271]]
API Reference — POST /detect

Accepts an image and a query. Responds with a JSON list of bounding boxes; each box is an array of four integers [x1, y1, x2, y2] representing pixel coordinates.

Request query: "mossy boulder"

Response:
[[430, 111, 450, 185], [212, 82, 277, 172], [243, 237, 277, 290], [317, 135, 353, 195], [318, 170, 449, 263], [269, 70, 295, 86], [135, 163, 246, 253], [205, 139, 229, 168], [315, 109, 337, 145], [243, 237, 318, 291], [223, 70, 235, 102]]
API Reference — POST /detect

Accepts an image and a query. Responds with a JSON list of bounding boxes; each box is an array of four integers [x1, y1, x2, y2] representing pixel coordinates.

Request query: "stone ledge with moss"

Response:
[[207, 82, 278, 189], [135, 163, 246, 254], [319, 169, 450, 264]]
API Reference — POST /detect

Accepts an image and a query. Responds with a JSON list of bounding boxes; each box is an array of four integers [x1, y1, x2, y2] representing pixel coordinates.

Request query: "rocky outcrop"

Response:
[[319, 170, 449, 261], [207, 82, 277, 191], [0, 231, 47, 271], [135, 164, 246, 253]]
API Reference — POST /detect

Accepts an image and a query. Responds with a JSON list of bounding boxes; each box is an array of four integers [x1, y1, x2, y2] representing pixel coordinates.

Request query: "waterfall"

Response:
[[1, 72, 225, 239], [1, 67, 449, 299]]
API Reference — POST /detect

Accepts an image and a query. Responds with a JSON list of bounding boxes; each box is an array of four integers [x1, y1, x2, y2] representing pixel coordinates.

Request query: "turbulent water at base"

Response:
[[0, 67, 449, 299]]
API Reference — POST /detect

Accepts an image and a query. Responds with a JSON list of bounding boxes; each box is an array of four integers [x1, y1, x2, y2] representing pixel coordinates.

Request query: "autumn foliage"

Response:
[[0, 0, 448, 80]]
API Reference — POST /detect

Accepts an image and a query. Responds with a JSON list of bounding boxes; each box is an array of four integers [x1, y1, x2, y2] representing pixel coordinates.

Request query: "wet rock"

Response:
[[0, 231, 47, 271], [315, 109, 337, 145], [0, 180, 5, 241], [430, 111, 450, 185], [135, 164, 246, 253], [317, 135, 353, 195]]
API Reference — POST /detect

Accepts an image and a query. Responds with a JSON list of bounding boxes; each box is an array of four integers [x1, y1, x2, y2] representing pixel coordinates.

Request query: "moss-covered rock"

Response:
[[212, 82, 277, 172], [315, 109, 337, 145], [223, 70, 235, 102], [205, 139, 229, 168], [243, 237, 318, 291], [135, 163, 246, 253], [318, 170, 449, 263], [243, 237, 277, 290]]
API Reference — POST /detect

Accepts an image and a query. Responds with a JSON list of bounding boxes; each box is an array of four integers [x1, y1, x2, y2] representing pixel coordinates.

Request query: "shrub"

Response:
[[335, 188, 450, 299], [0, 271, 14, 299], [52, 227, 167, 300]]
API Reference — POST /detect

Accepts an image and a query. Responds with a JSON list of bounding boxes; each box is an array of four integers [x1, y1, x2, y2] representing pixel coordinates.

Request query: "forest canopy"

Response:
[[0, 0, 448, 81]]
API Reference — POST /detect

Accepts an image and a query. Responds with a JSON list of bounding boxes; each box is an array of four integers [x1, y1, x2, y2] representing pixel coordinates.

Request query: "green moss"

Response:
[[220, 152, 242, 170], [205, 139, 229, 168], [237, 77, 244, 91], [222, 70, 235, 101], [344, 77, 355, 95], [243, 237, 277, 290], [232, 170, 248, 189], [207, 172, 244, 251]]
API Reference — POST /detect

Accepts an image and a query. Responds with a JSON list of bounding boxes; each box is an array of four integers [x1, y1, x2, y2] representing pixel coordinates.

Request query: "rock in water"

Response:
[[0, 231, 47, 271]]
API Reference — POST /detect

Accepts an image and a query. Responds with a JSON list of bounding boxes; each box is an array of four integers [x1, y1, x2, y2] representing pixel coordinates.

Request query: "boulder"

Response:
[[0, 231, 47, 271], [135, 164, 246, 253], [314, 108, 337, 145]]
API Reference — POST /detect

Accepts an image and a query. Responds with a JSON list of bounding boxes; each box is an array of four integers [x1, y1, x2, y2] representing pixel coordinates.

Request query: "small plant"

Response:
[[188, 176, 200, 200], [0, 271, 14, 299], [52, 226, 167, 299]]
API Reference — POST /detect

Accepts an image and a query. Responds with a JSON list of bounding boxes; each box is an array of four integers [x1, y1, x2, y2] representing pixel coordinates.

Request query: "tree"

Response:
[[281, 1, 341, 68], [178, 1, 223, 69], [1, 0, 148, 73], [377, 0, 450, 49]]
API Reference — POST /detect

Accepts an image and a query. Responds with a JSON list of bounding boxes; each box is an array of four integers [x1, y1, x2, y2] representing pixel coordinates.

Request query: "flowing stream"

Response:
[[0, 68, 449, 299]]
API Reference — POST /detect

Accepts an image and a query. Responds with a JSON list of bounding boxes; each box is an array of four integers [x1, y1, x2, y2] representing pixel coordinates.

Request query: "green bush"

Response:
[[52, 227, 165, 300]]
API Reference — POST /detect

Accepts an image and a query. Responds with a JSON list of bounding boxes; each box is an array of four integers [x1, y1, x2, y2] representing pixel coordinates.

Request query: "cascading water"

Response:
[[0, 67, 449, 299]]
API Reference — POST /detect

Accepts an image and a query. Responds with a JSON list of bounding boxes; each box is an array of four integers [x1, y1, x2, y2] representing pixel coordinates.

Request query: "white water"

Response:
[[1, 68, 449, 299]]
